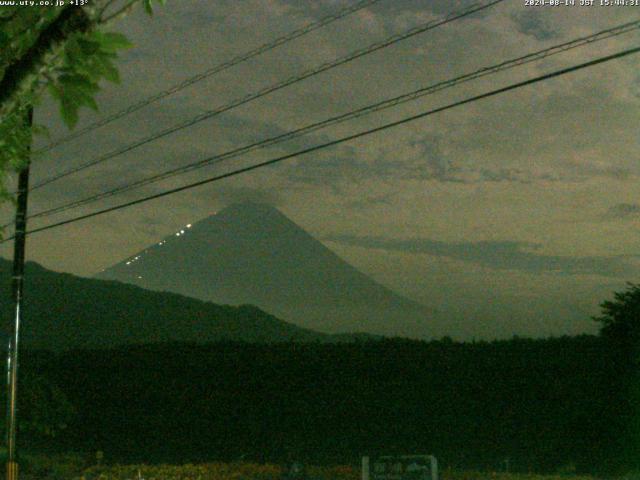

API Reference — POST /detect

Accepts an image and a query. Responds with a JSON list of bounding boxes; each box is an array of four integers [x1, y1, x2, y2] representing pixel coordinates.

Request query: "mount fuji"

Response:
[[96, 203, 443, 338]]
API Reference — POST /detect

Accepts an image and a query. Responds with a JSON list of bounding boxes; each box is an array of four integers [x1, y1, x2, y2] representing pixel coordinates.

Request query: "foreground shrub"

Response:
[[76, 463, 604, 480]]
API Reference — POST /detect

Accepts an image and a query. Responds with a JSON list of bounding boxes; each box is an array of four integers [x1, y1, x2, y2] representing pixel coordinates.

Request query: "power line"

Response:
[[21, 19, 640, 223], [34, 0, 385, 155], [29, 0, 505, 192], [2, 44, 637, 244]]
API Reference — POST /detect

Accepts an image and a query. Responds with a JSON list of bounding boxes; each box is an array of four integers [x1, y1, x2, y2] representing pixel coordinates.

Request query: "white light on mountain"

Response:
[[186, 224, 192, 228], [126, 261, 131, 265], [176, 233, 180, 236], [180, 230, 185, 234]]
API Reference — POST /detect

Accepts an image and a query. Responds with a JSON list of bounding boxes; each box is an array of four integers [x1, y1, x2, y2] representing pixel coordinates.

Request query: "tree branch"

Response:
[[99, 0, 139, 25], [0, 5, 93, 116], [96, 0, 120, 22]]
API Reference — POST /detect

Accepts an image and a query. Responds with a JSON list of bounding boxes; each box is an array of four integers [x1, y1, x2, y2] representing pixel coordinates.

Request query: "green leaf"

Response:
[[77, 37, 101, 56], [32, 124, 51, 140], [94, 55, 121, 83], [58, 72, 93, 88], [59, 73, 100, 95], [84, 95, 99, 111], [97, 32, 133, 52], [47, 83, 62, 100], [0, 30, 9, 51], [64, 37, 82, 64], [60, 96, 79, 128], [143, 0, 153, 16], [66, 85, 99, 111], [103, 63, 120, 83], [77, 81, 100, 97]]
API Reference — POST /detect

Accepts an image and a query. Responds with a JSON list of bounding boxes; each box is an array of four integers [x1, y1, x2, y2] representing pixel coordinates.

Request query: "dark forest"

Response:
[[6, 333, 635, 475]]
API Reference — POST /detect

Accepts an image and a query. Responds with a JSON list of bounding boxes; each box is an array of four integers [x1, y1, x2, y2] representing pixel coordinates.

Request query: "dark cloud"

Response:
[[325, 234, 638, 278], [278, 0, 466, 25], [284, 144, 363, 189], [511, 11, 557, 41], [343, 192, 397, 210], [212, 185, 284, 207], [479, 167, 532, 184], [405, 137, 462, 182], [573, 163, 633, 182], [604, 203, 640, 220], [284, 133, 468, 186]]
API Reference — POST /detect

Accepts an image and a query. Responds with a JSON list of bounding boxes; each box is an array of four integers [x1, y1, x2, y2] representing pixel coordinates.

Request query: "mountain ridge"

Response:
[[96, 202, 444, 338], [0, 258, 377, 350]]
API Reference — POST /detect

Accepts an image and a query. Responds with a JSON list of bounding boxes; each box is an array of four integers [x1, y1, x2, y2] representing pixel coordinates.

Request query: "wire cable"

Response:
[[28, 0, 505, 192], [20, 19, 640, 223], [2, 44, 637, 244], [34, 0, 385, 155]]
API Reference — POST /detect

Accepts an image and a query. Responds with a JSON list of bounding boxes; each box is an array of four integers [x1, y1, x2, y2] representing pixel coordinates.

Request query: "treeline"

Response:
[[8, 334, 635, 475]]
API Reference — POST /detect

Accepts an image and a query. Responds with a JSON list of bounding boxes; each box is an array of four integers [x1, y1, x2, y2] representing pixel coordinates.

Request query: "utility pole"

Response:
[[6, 107, 33, 480]]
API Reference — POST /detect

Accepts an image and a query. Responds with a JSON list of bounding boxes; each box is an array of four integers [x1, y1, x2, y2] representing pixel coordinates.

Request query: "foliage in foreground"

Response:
[[77, 463, 356, 480], [0, 451, 87, 480], [443, 473, 597, 480], [73, 463, 603, 480], [593, 282, 640, 346], [78, 462, 284, 480], [0, 0, 166, 202]]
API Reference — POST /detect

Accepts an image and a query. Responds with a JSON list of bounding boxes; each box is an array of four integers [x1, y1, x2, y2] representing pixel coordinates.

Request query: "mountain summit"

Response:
[[97, 203, 441, 337]]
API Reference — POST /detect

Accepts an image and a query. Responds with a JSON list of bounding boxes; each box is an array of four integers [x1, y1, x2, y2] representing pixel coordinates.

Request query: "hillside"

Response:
[[0, 259, 356, 350]]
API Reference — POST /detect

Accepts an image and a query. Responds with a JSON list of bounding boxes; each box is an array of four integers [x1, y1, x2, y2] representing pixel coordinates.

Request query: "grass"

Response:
[[73, 464, 603, 480], [0, 453, 607, 480]]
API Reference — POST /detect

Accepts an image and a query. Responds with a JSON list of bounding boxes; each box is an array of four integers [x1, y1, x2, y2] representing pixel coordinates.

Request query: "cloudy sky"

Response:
[[1, 0, 639, 339]]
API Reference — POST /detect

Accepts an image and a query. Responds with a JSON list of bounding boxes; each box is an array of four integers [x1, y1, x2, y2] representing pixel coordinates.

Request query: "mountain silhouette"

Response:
[[0, 258, 373, 350], [96, 202, 442, 338]]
